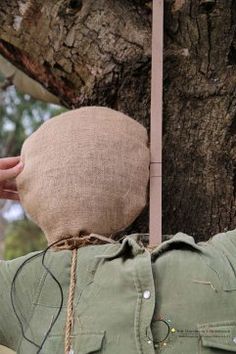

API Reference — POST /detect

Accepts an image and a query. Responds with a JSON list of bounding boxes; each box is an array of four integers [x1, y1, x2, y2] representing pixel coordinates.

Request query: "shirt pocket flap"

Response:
[[198, 321, 236, 352], [73, 332, 105, 353]]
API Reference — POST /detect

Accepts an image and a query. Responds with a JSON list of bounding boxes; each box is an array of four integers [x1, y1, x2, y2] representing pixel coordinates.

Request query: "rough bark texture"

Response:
[[164, 0, 236, 240], [0, 0, 235, 241], [0, 0, 151, 124]]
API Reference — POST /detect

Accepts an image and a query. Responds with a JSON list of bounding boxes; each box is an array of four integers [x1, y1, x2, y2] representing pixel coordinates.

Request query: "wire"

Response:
[[10, 239, 65, 353], [36, 243, 64, 353], [11, 251, 43, 349]]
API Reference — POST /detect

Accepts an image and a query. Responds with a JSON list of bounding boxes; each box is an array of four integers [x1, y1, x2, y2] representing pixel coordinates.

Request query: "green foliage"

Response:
[[0, 85, 66, 157], [4, 219, 47, 260], [0, 79, 66, 258]]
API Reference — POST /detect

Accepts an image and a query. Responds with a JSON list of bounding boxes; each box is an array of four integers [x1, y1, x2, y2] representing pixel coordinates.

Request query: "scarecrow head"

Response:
[[16, 106, 150, 245]]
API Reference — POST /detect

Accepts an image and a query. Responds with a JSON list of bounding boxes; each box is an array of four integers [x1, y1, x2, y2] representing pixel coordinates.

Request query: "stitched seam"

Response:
[[134, 261, 143, 354], [49, 331, 105, 337], [32, 270, 49, 305], [16, 270, 48, 352], [206, 243, 236, 291], [74, 245, 111, 307]]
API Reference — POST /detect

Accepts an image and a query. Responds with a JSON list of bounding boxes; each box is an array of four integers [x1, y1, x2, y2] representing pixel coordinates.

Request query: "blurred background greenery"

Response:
[[0, 66, 65, 260]]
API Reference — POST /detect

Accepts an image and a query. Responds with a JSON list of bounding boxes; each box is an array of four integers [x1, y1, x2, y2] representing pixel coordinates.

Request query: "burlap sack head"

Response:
[[16, 107, 150, 245]]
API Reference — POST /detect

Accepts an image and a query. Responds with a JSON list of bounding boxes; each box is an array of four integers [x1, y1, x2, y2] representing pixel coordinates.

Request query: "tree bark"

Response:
[[0, 0, 152, 124], [0, 0, 235, 241], [164, 0, 236, 240]]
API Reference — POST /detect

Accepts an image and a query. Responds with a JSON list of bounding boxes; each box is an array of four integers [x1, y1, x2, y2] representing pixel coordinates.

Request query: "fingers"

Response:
[[2, 180, 18, 191], [0, 156, 21, 169], [0, 161, 24, 182], [0, 157, 23, 200], [0, 190, 20, 201]]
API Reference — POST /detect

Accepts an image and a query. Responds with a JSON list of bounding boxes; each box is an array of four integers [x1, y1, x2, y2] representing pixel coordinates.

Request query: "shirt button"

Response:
[[233, 337, 236, 344], [143, 290, 151, 299]]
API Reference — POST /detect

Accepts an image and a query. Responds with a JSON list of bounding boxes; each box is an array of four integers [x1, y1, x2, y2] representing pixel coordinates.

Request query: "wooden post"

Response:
[[149, 0, 164, 246]]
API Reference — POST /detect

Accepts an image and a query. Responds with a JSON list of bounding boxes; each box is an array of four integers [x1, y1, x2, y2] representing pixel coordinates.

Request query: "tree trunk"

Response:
[[0, 0, 235, 241], [164, 0, 236, 240]]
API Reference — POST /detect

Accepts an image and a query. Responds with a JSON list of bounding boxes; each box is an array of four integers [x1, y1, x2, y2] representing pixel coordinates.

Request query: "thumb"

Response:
[[0, 161, 24, 182]]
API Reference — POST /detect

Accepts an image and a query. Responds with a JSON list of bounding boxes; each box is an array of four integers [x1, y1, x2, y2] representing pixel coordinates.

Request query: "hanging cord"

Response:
[[65, 248, 77, 354], [11, 239, 64, 353], [54, 233, 117, 354], [37, 245, 64, 353]]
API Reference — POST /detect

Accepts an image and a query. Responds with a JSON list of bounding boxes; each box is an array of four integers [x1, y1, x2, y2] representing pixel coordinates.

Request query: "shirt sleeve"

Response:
[[223, 228, 236, 247], [0, 252, 41, 351], [207, 228, 236, 252], [0, 260, 21, 349], [204, 229, 236, 281]]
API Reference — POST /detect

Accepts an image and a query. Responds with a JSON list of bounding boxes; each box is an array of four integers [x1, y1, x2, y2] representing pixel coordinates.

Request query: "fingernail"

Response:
[[18, 161, 24, 169]]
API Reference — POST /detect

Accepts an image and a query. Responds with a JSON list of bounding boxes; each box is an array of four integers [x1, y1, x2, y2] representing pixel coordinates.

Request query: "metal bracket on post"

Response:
[[149, 0, 164, 246]]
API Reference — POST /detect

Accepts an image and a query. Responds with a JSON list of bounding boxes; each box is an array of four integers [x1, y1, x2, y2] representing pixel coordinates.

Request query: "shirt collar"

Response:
[[150, 232, 203, 260], [96, 232, 202, 261]]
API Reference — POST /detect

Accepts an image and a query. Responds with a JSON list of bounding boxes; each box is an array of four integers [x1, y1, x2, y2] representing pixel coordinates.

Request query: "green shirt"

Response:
[[1, 230, 236, 353]]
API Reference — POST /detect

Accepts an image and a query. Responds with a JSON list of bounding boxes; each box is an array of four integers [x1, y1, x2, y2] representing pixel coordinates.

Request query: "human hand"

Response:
[[0, 156, 24, 200]]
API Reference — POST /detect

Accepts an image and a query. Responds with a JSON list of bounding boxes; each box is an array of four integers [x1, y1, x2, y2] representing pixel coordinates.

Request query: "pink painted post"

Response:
[[149, 0, 164, 246]]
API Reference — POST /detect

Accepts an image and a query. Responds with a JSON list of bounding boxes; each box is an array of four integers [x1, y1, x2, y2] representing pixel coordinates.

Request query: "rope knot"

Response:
[[54, 233, 116, 252]]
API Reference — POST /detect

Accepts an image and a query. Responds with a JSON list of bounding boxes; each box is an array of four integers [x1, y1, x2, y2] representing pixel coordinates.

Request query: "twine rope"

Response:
[[60, 234, 116, 354], [65, 248, 77, 354]]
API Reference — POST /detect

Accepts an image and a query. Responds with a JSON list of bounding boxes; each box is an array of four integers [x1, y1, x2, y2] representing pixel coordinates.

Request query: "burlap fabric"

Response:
[[16, 107, 150, 245]]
